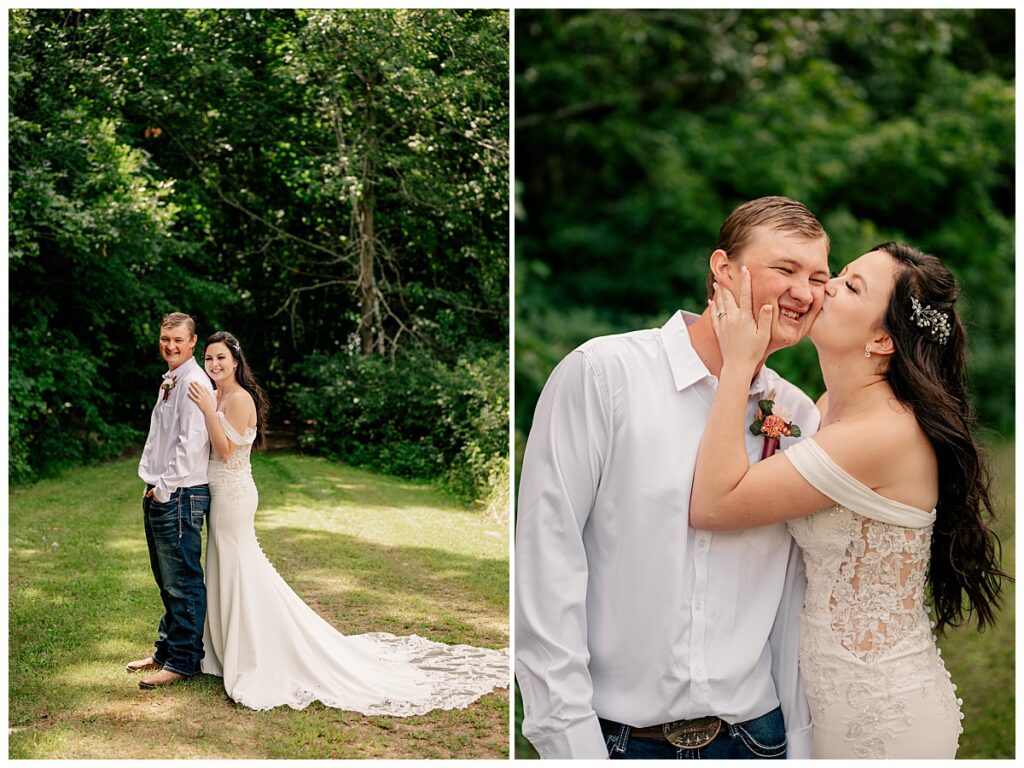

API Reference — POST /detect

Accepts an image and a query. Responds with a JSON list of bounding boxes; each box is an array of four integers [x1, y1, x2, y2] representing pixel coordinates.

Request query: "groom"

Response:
[[516, 197, 831, 758], [128, 312, 214, 689]]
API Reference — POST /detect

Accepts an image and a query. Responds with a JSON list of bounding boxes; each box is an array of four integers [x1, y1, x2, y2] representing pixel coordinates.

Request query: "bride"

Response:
[[689, 243, 1005, 758], [186, 331, 507, 713]]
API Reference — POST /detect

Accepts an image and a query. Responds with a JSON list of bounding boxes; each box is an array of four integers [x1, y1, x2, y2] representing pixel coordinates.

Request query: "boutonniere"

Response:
[[161, 375, 178, 402], [749, 388, 801, 459]]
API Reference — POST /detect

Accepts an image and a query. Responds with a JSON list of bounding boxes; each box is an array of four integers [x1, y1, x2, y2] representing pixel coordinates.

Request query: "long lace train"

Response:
[[200, 411, 508, 713]]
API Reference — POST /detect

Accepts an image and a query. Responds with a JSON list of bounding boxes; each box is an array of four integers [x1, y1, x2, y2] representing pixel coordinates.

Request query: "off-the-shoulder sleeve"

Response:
[[217, 411, 257, 446], [783, 438, 934, 529]]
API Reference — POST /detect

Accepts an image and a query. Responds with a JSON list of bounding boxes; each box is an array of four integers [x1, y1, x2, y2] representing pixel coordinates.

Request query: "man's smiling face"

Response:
[[725, 225, 830, 354], [160, 323, 197, 372]]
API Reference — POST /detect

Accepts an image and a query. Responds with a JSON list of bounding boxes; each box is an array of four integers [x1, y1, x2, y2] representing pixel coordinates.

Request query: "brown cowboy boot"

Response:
[[138, 668, 186, 689], [126, 655, 161, 673]]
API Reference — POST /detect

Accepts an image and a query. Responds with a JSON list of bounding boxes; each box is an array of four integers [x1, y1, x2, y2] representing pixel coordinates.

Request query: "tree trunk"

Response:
[[356, 179, 380, 355]]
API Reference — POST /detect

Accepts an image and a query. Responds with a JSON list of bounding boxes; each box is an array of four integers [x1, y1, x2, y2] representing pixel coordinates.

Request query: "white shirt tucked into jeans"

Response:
[[515, 310, 820, 759], [139, 356, 213, 503]]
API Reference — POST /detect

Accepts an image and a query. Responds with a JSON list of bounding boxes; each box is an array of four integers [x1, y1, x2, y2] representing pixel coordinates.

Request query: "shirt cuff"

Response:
[[529, 715, 608, 759], [785, 722, 813, 759], [151, 486, 172, 504]]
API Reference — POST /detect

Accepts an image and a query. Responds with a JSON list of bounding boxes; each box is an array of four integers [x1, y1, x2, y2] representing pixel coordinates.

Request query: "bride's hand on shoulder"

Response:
[[711, 265, 773, 372], [187, 380, 215, 415]]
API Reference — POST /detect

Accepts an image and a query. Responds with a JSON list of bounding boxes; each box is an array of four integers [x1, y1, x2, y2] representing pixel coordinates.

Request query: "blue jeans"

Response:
[[143, 484, 209, 677], [605, 707, 786, 759]]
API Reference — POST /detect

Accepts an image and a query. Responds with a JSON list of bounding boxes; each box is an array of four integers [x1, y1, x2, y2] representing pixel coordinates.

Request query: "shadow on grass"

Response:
[[10, 454, 509, 758], [255, 525, 508, 645], [253, 453, 464, 514], [12, 529, 506, 720]]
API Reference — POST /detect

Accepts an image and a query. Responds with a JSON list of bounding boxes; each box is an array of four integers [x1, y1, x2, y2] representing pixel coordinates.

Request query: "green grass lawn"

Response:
[[936, 438, 1015, 758], [9, 452, 509, 759], [514, 439, 1015, 759]]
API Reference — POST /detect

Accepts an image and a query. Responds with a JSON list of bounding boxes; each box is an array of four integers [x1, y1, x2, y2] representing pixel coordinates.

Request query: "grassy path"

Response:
[[9, 453, 509, 759]]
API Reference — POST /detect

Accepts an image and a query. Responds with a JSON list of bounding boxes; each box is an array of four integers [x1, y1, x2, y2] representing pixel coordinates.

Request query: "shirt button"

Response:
[[698, 538, 707, 548], [694, 601, 703, 611]]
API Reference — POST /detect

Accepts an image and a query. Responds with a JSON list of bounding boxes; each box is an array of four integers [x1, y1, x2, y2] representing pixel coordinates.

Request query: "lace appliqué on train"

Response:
[[229, 633, 509, 714]]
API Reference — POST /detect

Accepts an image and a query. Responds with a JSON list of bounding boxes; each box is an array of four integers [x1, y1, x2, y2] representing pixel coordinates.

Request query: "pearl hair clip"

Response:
[[910, 297, 951, 345]]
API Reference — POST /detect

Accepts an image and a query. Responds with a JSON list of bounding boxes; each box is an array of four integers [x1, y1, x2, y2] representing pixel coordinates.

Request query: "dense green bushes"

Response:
[[9, 327, 141, 483], [515, 9, 1014, 437], [9, 9, 508, 501], [288, 346, 508, 513], [9, 49, 229, 481]]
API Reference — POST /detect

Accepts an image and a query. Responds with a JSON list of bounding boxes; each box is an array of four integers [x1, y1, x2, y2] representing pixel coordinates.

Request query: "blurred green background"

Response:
[[514, 8, 1013, 758], [516, 8, 1012, 437]]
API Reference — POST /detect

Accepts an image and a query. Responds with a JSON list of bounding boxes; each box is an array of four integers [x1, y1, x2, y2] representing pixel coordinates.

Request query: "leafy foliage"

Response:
[[10, 16, 228, 479], [9, 9, 509, 498], [515, 9, 1013, 434], [287, 347, 508, 508]]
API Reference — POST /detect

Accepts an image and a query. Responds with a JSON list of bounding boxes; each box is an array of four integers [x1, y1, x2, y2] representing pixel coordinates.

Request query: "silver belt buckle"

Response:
[[662, 716, 722, 749]]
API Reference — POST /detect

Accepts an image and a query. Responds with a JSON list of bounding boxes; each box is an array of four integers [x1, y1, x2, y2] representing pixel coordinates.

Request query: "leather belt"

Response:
[[599, 715, 723, 749]]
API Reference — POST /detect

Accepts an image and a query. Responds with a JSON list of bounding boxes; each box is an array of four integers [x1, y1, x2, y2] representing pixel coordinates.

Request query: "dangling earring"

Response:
[[864, 345, 872, 358]]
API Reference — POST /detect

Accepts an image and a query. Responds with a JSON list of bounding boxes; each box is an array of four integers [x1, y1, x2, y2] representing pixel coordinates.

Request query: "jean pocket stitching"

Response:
[[605, 733, 622, 759], [188, 495, 209, 528], [605, 726, 630, 758]]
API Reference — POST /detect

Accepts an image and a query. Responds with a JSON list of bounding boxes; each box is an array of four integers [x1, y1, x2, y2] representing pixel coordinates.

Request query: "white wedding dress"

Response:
[[200, 412, 508, 713], [783, 438, 962, 758]]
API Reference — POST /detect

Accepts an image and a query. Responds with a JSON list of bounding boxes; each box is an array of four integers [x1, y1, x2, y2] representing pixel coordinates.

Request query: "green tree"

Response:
[[9, 9, 509, 498], [9, 10, 231, 480], [274, 10, 509, 355], [515, 9, 1013, 434]]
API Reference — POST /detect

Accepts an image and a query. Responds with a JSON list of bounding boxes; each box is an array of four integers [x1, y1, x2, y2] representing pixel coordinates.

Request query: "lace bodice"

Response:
[[207, 411, 257, 493], [785, 437, 938, 659], [783, 438, 961, 758], [788, 505, 932, 660]]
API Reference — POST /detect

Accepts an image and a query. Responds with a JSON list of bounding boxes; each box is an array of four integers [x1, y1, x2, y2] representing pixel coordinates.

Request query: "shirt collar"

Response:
[[165, 355, 197, 380], [659, 310, 772, 397]]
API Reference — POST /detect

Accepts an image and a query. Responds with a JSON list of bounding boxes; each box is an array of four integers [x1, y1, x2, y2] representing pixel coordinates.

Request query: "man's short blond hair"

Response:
[[706, 196, 829, 300], [161, 312, 196, 337]]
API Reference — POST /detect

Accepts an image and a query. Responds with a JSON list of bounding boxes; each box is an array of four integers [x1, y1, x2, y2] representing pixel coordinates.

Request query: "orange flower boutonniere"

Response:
[[161, 375, 178, 403], [749, 389, 801, 459]]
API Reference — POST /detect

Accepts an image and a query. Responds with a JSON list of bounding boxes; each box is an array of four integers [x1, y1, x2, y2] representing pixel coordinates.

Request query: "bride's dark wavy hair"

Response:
[[204, 331, 269, 450], [875, 242, 1008, 634]]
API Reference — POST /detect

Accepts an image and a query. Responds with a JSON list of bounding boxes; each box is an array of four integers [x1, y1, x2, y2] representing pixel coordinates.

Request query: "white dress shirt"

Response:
[[138, 356, 214, 503], [515, 310, 820, 759]]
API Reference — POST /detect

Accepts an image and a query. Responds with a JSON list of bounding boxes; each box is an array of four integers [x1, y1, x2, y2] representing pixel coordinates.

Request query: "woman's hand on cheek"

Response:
[[710, 266, 774, 371]]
